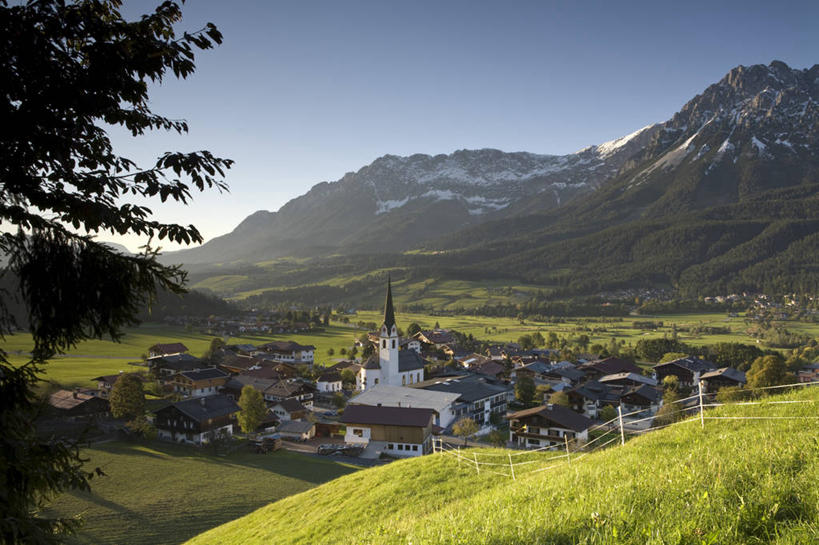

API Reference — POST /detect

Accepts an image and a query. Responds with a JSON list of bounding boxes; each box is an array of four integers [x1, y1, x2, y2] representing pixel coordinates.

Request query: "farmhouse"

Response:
[[91, 372, 135, 398], [349, 384, 461, 428], [148, 342, 189, 358], [507, 404, 592, 450], [798, 363, 819, 383], [598, 372, 658, 388], [257, 341, 315, 364], [357, 280, 426, 391], [270, 398, 307, 421], [153, 395, 239, 445], [700, 367, 747, 392], [566, 380, 621, 418], [48, 389, 109, 419], [148, 353, 209, 377], [341, 404, 437, 457], [169, 368, 231, 398], [276, 420, 316, 441], [653, 356, 718, 387]]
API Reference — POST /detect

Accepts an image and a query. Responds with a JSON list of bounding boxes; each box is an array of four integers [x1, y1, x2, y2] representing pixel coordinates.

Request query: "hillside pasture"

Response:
[[43, 441, 357, 545]]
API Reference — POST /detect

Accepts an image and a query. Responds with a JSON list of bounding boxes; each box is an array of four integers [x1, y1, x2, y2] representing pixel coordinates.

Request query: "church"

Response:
[[356, 280, 426, 391]]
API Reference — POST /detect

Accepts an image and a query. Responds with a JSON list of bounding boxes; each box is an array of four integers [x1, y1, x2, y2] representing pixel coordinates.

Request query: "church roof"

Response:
[[363, 356, 381, 370], [381, 278, 396, 331], [398, 350, 426, 372]]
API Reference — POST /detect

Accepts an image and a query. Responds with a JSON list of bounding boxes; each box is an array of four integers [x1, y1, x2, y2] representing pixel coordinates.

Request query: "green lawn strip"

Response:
[[43, 441, 357, 545], [187, 387, 819, 545]]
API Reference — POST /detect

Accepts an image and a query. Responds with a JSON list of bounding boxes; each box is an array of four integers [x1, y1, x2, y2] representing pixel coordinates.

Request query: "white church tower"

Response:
[[378, 277, 399, 379]]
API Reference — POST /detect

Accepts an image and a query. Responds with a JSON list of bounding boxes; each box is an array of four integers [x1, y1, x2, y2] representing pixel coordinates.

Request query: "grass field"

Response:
[[42, 441, 358, 545], [187, 386, 819, 545]]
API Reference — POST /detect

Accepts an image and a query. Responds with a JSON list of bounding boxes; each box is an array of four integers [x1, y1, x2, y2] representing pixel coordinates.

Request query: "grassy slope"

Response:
[[188, 387, 819, 545], [43, 441, 357, 545]]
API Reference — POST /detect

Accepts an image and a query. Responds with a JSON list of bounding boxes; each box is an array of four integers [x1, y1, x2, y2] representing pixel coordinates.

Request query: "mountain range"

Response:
[[169, 61, 819, 304]]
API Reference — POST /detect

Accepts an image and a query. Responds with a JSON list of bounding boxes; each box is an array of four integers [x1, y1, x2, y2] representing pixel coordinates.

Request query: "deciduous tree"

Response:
[[452, 417, 479, 445], [109, 374, 145, 420], [237, 386, 267, 434]]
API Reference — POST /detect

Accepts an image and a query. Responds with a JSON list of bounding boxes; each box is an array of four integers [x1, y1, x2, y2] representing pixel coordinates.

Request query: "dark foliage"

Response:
[[0, 1, 229, 542]]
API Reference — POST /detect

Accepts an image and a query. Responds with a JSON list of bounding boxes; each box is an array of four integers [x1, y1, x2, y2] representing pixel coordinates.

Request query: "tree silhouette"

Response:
[[0, 1, 230, 541]]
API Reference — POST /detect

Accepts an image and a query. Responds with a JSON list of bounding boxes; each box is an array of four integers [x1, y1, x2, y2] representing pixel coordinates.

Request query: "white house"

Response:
[[341, 404, 436, 458], [317, 370, 343, 393]]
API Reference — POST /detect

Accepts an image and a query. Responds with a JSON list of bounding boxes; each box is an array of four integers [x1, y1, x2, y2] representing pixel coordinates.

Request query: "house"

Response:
[[341, 404, 437, 457], [507, 404, 592, 450], [798, 363, 819, 383], [153, 395, 239, 445], [348, 384, 461, 428], [566, 380, 622, 418], [148, 353, 208, 377], [169, 368, 230, 398], [264, 379, 316, 404], [91, 372, 131, 398], [457, 353, 492, 369], [414, 374, 513, 431], [256, 341, 315, 364], [276, 419, 316, 441], [317, 370, 343, 393], [653, 357, 718, 387], [223, 375, 279, 403], [218, 354, 263, 374], [413, 329, 454, 349], [700, 367, 747, 392], [357, 280, 426, 391], [270, 398, 307, 421], [472, 360, 506, 379], [148, 342, 189, 358], [619, 384, 661, 415], [48, 389, 109, 419]]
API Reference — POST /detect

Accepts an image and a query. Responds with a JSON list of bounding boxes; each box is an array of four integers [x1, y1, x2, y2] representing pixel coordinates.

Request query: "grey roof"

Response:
[[506, 404, 593, 432], [569, 380, 621, 403], [398, 350, 427, 372], [148, 353, 204, 371], [165, 395, 239, 422], [598, 372, 657, 387], [654, 356, 718, 373], [621, 384, 660, 403], [580, 357, 642, 375], [415, 374, 512, 403], [277, 420, 314, 434], [700, 367, 746, 383], [179, 368, 230, 381], [521, 360, 551, 374], [275, 398, 306, 413], [349, 384, 460, 412], [317, 370, 342, 383], [547, 367, 585, 382], [341, 404, 435, 427], [363, 356, 381, 369]]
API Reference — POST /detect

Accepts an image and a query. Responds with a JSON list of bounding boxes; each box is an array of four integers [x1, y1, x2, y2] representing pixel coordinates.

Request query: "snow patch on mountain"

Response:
[[594, 124, 657, 157]]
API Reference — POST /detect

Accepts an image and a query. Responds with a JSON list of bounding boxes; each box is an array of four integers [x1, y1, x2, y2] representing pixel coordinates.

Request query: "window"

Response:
[[374, 378, 379, 385], [382, 340, 386, 348], [353, 429, 363, 437], [387, 443, 394, 449], [412, 445, 418, 451], [402, 375, 406, 385], [397, 444, 404, 450]]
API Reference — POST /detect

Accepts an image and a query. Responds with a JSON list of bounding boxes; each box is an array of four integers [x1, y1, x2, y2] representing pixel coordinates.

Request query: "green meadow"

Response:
[[43, 441, 357, 545], [187, 386, 819, 545]]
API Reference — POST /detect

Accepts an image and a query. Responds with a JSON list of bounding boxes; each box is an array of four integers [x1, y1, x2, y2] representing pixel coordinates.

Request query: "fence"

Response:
[[431, 379, 819, 480]]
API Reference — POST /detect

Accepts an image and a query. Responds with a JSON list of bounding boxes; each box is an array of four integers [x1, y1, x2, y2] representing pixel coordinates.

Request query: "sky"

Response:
[[107, 0, 819, 252]]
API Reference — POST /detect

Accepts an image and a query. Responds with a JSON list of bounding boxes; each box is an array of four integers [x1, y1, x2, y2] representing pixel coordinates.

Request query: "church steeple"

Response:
[[382, 276, 396, 331]]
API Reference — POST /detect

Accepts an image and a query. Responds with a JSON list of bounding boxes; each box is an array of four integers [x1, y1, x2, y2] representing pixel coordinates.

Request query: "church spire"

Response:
[[382, 276, 396, 331]]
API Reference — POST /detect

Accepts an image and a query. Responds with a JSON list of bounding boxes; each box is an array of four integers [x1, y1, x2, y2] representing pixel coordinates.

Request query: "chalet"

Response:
[[148, 343, 189, 358], [700, 367, 747, 392], [619, 384, 661, 415], [48, 389, 109, 419], [457, 353, 492, 369], [153, 395, 239, 445], [471, 361, 506, 379], [513, 360, 552, 379], [317, 370, 343, 393], [578, 357, 642, 380], [414, 374, 513, 431], [240, 365, 284, 381], [91, 372, 130, 398], [541, 366, 585, 386], [653, 357, 718, 388], [413, 329, 454, 349], [257, 341, 315, 364], [507, 404, 592, 450], [169, 368, 230, 398], [223, 376, 278, 402], [349, 384, 461, 428], [264, 379, 316, 404], [276, 420, 316, 441], [270, 398, 307, 421], [148, 353, 208, 377], [218, 354, 263, 374], [798, 363, 819, 383], [566, 380, 621, 418], [341, 404, 437, 457], [598, 372, 658, 388]]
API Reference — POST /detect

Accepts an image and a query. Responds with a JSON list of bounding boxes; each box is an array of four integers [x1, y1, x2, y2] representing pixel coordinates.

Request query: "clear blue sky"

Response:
[[109, 0, 819, 252]]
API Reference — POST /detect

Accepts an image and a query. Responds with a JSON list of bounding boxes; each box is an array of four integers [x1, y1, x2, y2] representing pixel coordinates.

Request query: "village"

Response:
[[42, 280, 819, 465]]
